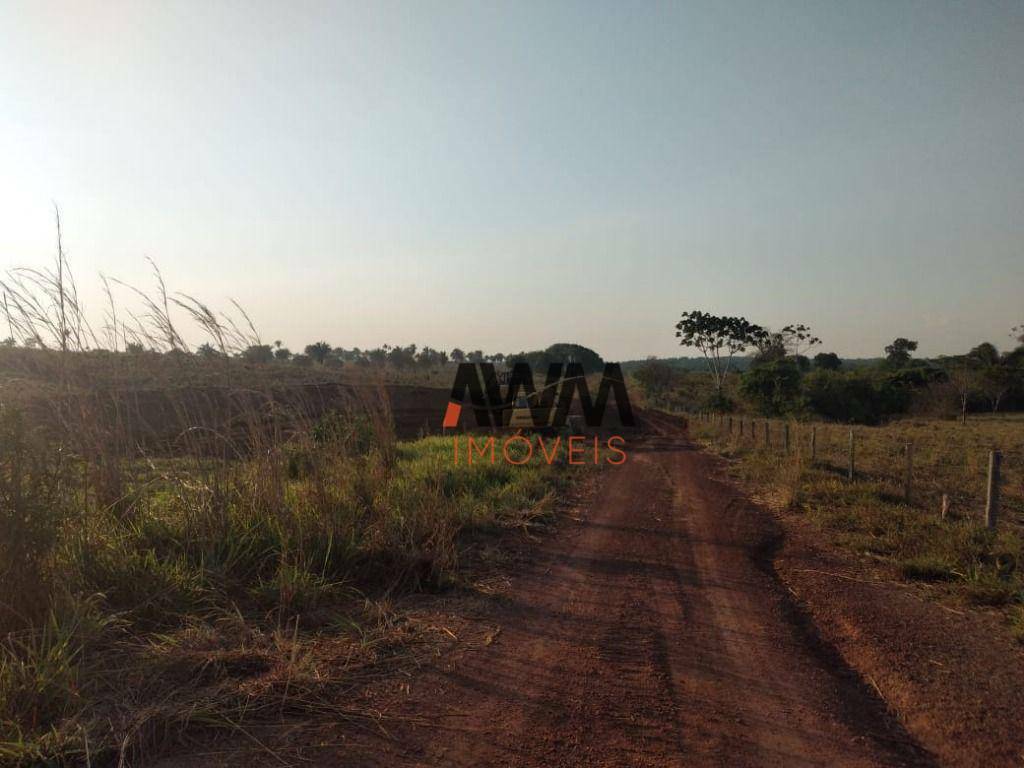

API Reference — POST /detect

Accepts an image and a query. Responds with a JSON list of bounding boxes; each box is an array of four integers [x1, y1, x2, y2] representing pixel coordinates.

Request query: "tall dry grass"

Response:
[[0, 229, 562, 764]]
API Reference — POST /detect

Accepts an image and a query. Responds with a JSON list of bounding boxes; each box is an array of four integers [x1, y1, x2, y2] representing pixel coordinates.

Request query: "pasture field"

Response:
[[690, 413, 1024, 636]]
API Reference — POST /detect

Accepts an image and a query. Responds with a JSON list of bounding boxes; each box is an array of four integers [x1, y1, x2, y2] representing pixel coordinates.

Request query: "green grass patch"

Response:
[[0, 404, 570, 765]]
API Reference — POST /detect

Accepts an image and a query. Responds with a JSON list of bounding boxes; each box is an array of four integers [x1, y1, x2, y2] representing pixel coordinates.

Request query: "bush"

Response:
[[739, 358, 803, 416], [802, 370, 888, 424], [633, 360, 675, 397], [703, 391, 735, 413], [899, 556, 956, 582]]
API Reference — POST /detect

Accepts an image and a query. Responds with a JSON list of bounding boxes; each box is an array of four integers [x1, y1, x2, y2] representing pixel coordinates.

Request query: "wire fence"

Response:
[[690, 411, 1024, 530]]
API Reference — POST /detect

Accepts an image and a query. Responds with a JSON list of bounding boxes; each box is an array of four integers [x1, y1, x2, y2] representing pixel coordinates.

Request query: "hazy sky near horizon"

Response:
[[1, 1, 1022, 360]]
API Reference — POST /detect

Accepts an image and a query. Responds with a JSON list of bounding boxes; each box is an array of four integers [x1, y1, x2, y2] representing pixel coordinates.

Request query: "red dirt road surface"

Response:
[[342, 415, 935, 767]]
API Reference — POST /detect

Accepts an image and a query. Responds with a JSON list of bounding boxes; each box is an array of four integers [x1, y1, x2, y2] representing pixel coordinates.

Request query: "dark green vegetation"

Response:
[[197, 341, 606, 377], [639, 309, 1024, 424]]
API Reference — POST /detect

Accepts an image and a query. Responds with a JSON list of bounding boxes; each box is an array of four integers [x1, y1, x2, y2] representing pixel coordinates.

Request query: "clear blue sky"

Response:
[[1, 1, 1022, 360]]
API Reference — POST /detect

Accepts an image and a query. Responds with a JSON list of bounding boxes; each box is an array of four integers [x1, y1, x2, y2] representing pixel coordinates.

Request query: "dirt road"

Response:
[[346, 417, 933, 767]]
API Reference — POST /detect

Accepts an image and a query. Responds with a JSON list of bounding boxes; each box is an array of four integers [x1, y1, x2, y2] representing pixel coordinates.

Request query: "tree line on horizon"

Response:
[[0, 332, 610, 376], [634, 310, 1024, 424], [224, 340, 607, 373], [0, 235, 607, 376]]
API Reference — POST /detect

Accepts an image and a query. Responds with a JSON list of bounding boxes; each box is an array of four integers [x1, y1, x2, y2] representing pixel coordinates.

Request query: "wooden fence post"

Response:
[[764, 420, 770, 449], [941, 493, 949, 520], [810, 426, 817, 463], [727, 416, 733, 434], [903, 442, 913, 504], [985, 450, 1002, 530], [783, 423, 790, 453], [847, 428, 855, 481]]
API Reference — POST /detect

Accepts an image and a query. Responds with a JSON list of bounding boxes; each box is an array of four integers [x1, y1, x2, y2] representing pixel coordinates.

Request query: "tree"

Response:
[[941, 357, 981, 423], [543, 343, 604, 373], [778, 324, 821, 356], [884, 338, 918, 368], [748, 324, 820, 367], [274, 346, 292, 360], [196, 342, 221, 359], [416, 346, 443, 368], [240, 344, 274, 363], [980, 365, 1013, 413], [467, 350, 484, 363], [450, 348, 465, 363], [675, 311, 763, 397], [305, 341, 332, 364], [968, 342, 999, 367], [750, 333, 786, 366], [969, 343, 1014, 412], [813, 352, 842, 370], [387, 344, 416, 368]]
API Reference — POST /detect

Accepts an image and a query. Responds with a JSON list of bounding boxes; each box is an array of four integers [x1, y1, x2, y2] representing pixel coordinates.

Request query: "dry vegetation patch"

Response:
[[691, 415, 1024, 637]]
